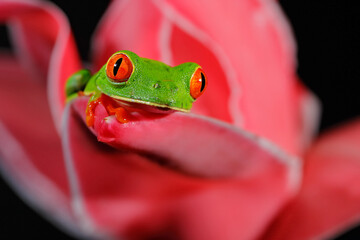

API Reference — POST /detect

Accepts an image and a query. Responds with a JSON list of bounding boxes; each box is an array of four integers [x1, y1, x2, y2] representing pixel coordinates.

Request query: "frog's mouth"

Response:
[[108, 94, 190, 113]]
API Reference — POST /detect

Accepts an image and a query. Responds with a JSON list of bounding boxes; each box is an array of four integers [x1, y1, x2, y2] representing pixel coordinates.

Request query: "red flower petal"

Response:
[[92, 0, 320, 155], [263, 120, 360, 240], [0, 0, 81, 130], [63, 97, 301, 239], [92, 0, 163, 69], [0, 1, 83, 236], [0, 55, 80, 234]]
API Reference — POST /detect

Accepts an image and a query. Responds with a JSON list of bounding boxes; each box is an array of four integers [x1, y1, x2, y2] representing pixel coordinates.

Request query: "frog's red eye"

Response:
[[190, 68, 207, 99], [106, 53, 133, 83]]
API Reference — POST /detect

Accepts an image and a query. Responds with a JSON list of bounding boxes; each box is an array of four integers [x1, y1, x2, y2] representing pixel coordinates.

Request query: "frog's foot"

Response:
[[86, 94, 134, 127], [105, 104, 132, 124]]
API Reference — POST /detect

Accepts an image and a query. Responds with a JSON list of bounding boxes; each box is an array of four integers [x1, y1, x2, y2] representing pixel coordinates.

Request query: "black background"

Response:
[[1, 0, 359, 239]]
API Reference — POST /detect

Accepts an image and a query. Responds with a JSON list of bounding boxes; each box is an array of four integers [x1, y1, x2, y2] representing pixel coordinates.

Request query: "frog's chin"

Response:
[[109, 95, 190, 114]]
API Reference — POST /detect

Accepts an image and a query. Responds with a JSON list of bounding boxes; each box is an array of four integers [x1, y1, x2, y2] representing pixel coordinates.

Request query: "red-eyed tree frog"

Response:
[[65, 50, 207, 126]]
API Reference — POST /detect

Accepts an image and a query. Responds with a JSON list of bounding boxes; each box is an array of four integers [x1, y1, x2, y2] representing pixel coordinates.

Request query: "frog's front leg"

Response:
[[85, 92, 102, 127], [86, 93, 132, 127]]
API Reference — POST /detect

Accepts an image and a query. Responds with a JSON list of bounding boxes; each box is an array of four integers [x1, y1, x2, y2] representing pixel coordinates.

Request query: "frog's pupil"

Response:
[[200, 72, 206, 92], [113, 58, 123, 76]]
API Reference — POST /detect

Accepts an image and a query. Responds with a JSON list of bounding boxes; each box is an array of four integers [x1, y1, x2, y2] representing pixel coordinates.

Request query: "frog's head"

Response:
[[96, 50, 207, 112]]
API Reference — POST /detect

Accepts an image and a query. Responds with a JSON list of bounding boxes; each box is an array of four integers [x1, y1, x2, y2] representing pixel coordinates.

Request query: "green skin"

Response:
[[66, 50, 201, 112]]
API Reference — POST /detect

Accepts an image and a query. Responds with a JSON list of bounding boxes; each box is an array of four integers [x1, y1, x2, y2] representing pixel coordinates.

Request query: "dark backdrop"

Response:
[[0, 0, 359, 239]]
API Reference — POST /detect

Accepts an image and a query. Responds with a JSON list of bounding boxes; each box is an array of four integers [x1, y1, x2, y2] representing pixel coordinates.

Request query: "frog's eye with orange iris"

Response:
[[190, 68, 207, 99], [106, 53, 133, 83]]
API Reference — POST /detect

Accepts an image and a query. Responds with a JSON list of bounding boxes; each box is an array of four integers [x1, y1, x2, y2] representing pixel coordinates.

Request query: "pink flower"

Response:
[[0, 0, 359, 239]]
